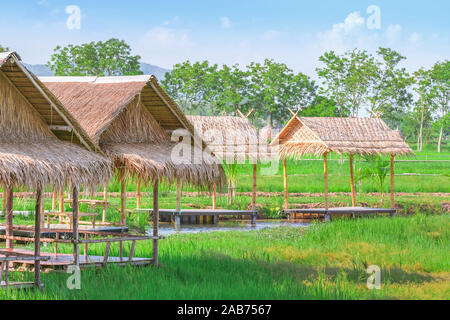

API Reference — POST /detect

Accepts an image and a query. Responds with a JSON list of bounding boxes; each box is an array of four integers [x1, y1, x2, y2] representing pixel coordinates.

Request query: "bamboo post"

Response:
[[283, 158, 288, 209], [212, 183, 217, 209], [152, 180, 159, 266], [120, 175, 126, 226], [5, 185, 13, 249], [324, 153, 329, 211], [59, 190, 64, 223], [176, 178, 181, 213], [390, 154, 395, 209], [72, 186, 79, 267], [40, 197, 44, 229], [136, 178, 141, 210], [251, 163, 257, 209], [2, 185, 6, 215], [52, 189, 57, 211], [102, 184, 107, 223], [349, 153, 356, 207], [34, 186, 42, 288]]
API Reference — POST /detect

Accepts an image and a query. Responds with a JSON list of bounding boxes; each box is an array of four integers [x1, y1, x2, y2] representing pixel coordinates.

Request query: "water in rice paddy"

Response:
[[149, 219, 310, 236]]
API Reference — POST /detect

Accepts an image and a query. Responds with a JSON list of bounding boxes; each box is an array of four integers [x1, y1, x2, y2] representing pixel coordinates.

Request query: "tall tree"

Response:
[[429, 61, 449, 152], [215, 64, 251, 115], [413, 68, 437, 152], [47, 38, 142, 76], [317, 49, 377, 117], [0, 45, 9, 53], [367, 48, 413, 126]]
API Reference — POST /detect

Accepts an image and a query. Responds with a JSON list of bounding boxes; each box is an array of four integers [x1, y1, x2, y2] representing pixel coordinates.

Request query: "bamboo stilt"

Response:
[[349, 154, 356, 207], [2, 185, 6, 215], [120, 176, 126, 226], [6, 185, 13, 249], [102, 184, 107, 223], [324, 153, 329, 210], [152, 180, 159, 266], [52, 189, 57, 211], [34, 186, 42, 287], [283, 158, 288, 209], [251, 163, 257, 209], [72, 186, 79, 267], [59, 190, 64, 223], [390, 154, 395, 209], [136, 178, 141, 209], [212, 183, 217, 209], [176, 178, 181, 213]]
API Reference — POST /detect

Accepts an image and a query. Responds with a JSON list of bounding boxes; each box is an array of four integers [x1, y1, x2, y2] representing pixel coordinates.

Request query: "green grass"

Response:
[[1, 214, 448, 300]]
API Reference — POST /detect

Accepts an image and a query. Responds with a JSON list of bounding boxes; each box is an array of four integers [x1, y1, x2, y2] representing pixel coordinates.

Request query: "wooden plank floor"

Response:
[[0, 249, 152, 269]]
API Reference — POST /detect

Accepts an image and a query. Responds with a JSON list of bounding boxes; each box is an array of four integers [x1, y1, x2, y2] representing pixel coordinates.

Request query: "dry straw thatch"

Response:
[[187, 115, 277, 162], [0, 52, 112, 189], [41, 76, 225, 187], [272, 116, 414, 158]]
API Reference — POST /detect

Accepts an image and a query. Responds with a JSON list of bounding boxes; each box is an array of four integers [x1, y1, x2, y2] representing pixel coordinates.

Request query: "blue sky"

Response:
[[1, 0, 448, 78]]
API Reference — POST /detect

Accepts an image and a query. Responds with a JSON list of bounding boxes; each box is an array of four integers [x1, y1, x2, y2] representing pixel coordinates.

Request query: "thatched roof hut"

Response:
[[40, 76, 225, 187], [187, 115, 275, 162], [0, 52, 112, 189], [272, 116, 413, 158]]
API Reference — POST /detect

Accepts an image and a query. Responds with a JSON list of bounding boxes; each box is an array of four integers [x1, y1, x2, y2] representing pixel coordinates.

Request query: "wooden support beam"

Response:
[[72, 186, 79, 267], [349, 154, 356, 206], [103, 242, 111, 266], [390, 154, 395, 209], [136, 178, 141, 209], [251, 163, 257, 209], [324, 153, 329, 211], [6, 186, 13, 249], [212, 183, 217, 210], [34, 186, 42, 287], [120, 176, 126, 226], [51, 189, 57, 211], [59, 190, 64, 223], [49, 125, 72, 132], [152, 180, 159, 266], [102, 184, 107, 223], [2, 185, 6, 215], [283, 158, 288, 209], [176, 178, 181, 213]]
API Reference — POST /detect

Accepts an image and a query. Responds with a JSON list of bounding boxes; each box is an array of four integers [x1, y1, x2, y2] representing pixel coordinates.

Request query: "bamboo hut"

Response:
[[187, 115, 276, 209], [0, 52, 112, 289], [40, 76, 225, 234], [271, 116, 413, 210]]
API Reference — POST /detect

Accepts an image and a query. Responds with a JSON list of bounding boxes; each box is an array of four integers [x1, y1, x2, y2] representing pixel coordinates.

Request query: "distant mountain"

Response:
[[140, 63, 171, 81], [23, 62, 171, 80]]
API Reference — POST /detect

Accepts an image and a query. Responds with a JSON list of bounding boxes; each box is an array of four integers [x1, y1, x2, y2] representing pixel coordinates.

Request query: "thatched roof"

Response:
[[187, 115, 276, 162], [40, 76, 225, 187], [272, 116, 414, 157], [0, 52, 112, 189]]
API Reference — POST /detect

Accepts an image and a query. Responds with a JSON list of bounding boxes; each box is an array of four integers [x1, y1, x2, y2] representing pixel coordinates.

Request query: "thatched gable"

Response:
[[187, 115, 276, 161], [41, 76, 225, 187], [272, 116, 414, 157], [0, 52, 112, 189]]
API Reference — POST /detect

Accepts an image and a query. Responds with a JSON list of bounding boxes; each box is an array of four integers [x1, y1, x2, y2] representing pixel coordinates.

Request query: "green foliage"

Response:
[[47, 38, 143, 76], [357, 155, 390, 201], [0, 44, 9, 53]]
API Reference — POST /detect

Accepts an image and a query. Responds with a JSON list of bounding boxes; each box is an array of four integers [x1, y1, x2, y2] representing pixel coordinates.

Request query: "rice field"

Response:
[[0, 214, 448, 300]]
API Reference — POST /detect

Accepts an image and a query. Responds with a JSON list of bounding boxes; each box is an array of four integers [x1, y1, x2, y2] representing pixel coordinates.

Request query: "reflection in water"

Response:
[[148, 220, 310, 236]]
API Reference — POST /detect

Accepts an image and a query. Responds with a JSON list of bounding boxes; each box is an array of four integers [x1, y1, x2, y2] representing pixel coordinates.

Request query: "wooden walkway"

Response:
[[0, 248, 153, 271], [283, 207, 396, 221], [135, 208, 258, 225]]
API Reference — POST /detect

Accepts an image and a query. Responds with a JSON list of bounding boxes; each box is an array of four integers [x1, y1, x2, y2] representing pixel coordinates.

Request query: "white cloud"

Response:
[[385, 24, 402, 45], [220, 17, 231, 29], [261, 30, 280, 41], [409, 32, 422, 45], [38, 0, 50, 7]]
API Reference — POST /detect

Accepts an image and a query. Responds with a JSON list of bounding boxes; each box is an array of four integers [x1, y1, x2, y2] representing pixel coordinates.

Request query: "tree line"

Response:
[[1, 40, 448, 151]]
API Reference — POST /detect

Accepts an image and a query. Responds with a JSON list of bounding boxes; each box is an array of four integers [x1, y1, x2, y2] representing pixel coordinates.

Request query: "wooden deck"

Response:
[[283, 207, 396, 221], [0, 249, 153, 270], [135, 208, 258, 225]]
